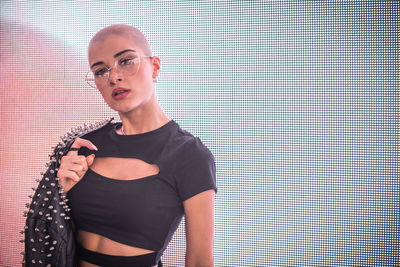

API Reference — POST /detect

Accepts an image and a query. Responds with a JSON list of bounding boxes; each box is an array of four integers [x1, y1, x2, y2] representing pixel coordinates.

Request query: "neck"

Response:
[[118, 96, 169, 135]]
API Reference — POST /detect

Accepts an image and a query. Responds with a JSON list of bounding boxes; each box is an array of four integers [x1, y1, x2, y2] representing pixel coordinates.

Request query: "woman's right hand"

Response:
[[56, 137, 98, 193]]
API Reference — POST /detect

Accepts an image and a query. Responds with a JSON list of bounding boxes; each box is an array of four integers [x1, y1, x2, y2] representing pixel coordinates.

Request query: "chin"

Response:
[[114, 104, 140, 114]]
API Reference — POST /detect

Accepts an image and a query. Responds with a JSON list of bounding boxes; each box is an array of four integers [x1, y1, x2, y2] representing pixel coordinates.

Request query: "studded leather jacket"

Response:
[[22, 119, 113, 267]]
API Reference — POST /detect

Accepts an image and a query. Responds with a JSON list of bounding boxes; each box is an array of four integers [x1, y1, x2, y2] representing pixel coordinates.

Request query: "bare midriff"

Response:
[[77, 230, 155, 267]]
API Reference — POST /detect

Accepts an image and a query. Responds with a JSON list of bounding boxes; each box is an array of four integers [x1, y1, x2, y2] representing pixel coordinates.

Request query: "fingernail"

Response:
[[93, 145, 98, 151]]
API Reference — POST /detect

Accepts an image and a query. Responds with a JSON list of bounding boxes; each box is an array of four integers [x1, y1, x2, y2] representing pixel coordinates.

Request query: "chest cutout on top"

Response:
[[90, 157, 159, 180]]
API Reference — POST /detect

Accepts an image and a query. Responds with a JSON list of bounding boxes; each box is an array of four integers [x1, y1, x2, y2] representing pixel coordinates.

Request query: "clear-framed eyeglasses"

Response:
[[85, 50, 152, 89]]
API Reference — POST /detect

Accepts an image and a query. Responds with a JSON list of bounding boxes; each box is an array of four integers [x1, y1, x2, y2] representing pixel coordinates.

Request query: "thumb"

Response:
[[86, 154, 95, 167]]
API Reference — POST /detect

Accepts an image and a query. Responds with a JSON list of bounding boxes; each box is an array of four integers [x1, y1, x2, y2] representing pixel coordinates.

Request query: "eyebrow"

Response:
[[90, 49, 137, 69]]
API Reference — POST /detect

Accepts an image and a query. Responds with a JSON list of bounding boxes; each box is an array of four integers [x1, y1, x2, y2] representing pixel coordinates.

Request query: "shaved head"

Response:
[[88, 24, 152, 56]]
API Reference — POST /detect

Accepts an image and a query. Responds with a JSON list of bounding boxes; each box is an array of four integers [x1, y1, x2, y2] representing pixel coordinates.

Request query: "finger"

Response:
[[68, 162, 87, 177], [58, 158, 87, 178], [57, 169, 80, 183], [58, 174, 79, 193], [86, 154, 95, 167], [67, 137, 98, 156], [60, 155, 87, 165]]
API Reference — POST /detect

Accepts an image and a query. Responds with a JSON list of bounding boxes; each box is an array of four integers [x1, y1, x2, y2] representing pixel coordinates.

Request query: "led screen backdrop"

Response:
[[0, 1, 398, 266]]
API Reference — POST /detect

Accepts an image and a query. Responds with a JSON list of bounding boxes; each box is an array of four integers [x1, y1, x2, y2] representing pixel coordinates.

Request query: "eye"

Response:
[[94, 67, 108, 77], [119, 56, 138, 66]]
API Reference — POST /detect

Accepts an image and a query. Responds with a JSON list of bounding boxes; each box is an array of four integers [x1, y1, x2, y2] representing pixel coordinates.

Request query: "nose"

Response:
[[108, 67, 123, 85]]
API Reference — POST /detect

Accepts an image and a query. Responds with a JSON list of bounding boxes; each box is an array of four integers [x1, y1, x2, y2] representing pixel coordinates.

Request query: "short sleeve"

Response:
[[174, 138, 217, 201]]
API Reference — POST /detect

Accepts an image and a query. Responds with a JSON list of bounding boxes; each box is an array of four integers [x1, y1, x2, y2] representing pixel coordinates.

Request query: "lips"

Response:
[[112, 88, 131, 100]]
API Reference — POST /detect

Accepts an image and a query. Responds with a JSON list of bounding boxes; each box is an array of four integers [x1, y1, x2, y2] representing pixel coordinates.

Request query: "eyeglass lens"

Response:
[[86, 51, 141, 88]]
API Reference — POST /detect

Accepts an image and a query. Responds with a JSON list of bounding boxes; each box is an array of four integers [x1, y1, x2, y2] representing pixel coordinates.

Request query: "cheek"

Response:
[[98, 89, 111, 101], [136, 62, 154, 83]]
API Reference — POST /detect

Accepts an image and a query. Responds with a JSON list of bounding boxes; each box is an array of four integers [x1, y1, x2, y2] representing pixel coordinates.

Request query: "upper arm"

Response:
[[183, 189, 216, 267]]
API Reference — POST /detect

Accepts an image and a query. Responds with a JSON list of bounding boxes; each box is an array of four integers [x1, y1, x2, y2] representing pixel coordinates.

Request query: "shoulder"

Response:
[[50, 118, 113, 152], [56, 118, 115, 156], [79, 118, 118, 140], [170, 124, 215, 164], [167, 123, 217, 201]]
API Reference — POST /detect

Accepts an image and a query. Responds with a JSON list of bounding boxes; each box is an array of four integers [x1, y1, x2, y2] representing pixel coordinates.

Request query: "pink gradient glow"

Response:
[[0, 20, 114, 266]]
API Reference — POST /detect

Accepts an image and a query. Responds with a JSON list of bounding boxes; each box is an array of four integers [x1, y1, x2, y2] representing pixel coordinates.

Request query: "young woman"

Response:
[[56, 24, 216, 267]]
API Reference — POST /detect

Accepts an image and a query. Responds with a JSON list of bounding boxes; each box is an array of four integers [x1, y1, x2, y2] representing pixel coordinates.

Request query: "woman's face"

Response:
[[88, 34, 160, 114]]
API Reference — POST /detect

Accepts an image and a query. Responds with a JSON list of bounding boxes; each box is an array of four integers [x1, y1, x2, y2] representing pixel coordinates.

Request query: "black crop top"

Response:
[[67, 120, 216, 262]]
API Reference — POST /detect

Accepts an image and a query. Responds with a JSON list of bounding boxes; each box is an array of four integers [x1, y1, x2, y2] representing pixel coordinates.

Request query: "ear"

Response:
[[151, 56, 161, 81]]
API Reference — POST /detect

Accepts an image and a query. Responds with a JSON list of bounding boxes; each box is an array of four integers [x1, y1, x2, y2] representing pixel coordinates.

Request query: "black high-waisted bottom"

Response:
[[76, 244, 162, 267]]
